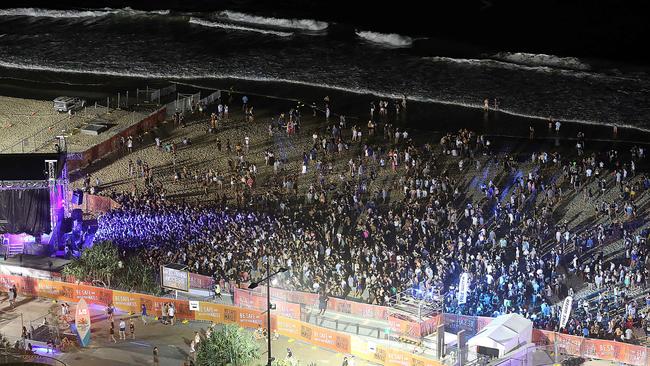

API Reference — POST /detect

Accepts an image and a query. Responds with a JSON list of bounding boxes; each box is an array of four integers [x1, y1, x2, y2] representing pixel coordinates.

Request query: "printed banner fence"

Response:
[[189, 272, 214, 290], [532, 329, 649, 366], [0, 274, 348, 355], [256, 285, 388, 320], [233, 288, 301, 319], [388, 313, 443, 338], [275, 316, 350, 354], [351, 335, 443, 366], [4, 272, 648, 366]]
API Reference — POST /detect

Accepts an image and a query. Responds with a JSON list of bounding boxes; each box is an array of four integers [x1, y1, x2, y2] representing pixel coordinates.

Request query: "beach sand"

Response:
[[66, 92, 650, 241], [0, 95, 157, 153]]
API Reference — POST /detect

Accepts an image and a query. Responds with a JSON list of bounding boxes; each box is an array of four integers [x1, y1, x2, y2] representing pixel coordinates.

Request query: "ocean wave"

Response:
[[3, 59, 644, 132], [218, 10, 328, 31], [425, 56, 643, 82], [490, 52, 591, 71], [0, 7, 170, 18], [189, 17, 293, 37], [355, 30, 413, 48]]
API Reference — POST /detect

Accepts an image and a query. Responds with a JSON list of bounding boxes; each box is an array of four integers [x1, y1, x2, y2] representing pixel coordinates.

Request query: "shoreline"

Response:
[[2, 65, 650, 136]]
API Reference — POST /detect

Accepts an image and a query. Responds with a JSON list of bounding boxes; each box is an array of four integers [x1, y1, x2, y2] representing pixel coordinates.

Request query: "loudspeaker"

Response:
[[71, 189, 84, 205], [71, 209, 83, 221]]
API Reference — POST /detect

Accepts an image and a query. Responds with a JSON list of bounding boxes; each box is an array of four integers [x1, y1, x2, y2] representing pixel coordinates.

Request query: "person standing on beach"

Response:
[[161, 303, 168, 325], [153, 346, 160, 366], [119, 319, 126, 340], [106, 303, 114, 322], [242, 95, 248, 111], [483, 98, 489, 111], [129, 318, 135, 339], [109, 321, 117, 343], [555, 120, 561, 134], [8, 285, 16, 309], [141, 303, 148, 325], [168, 304, 175, 326], [529, 126, 535, 140]]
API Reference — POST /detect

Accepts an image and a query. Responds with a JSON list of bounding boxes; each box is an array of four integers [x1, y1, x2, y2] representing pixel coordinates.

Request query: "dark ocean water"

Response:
[[0, 3, 649, 129]]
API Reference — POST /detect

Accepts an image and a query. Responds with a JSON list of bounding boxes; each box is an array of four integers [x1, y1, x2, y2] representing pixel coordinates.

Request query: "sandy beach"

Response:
[[0, 95, 157, 153], [66, 92, 650, 252]]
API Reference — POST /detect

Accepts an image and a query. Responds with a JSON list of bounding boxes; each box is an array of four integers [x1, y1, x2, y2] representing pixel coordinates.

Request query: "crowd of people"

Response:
[[90, 93, 650, 344]]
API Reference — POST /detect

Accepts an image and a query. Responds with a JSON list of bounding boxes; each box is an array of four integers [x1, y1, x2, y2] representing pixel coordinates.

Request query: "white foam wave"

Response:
[[425, 56, 641, 82], [189, 17, 293, 37], [355, 30, 413, 48], [0, 7, 169, 18], [0, 59, 646, 133], [218, 10, 328, 31], [491, 52, 590, 71]]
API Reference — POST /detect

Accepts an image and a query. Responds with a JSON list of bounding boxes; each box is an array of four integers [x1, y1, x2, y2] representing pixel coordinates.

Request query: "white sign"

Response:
[[189, 301, 200, 311], [367, 341, 377, 352], [559, 296, 573, 329], [160, 266, 190, 292], [457, 272, 470, 305]]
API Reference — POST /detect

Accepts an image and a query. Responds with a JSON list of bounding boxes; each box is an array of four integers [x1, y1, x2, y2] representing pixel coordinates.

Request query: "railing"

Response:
[[301, 307, 385, 339], [1, 273, 442, 366], [0, 112, 69, 153]]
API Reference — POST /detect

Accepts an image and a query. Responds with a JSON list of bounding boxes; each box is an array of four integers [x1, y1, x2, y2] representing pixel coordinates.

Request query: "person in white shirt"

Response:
[[168, 304, 175, 326], [119, 319, 126, 340]]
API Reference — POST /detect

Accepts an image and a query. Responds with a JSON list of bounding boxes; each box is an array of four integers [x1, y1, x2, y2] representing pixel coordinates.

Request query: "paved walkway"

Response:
[[0, 296, 375, 366]]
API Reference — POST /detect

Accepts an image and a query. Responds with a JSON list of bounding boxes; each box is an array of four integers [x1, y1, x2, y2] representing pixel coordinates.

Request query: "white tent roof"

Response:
[[466, 313, 533, 356]]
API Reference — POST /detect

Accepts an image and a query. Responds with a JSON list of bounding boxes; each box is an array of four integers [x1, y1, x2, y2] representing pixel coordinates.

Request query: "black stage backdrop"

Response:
[[0, 189, 51, 235]]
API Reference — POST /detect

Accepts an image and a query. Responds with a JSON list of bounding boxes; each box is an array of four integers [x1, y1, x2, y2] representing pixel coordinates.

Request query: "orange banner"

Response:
[[389, 314, 420, 338], [351, 335, 442, 366], [111, 290, 151, 314], [235, 306, 266, 329], [233, 288, 301, 319], [0, 274, 39, 296], [275, 316, 351, 354], [34, 279, 75, 302], [8, 273, 647, 366], [194, 302, 225, 323], [531, 329, 648, 366], [372, 344, 442, 366], [328, 297, 389, 320], [73, 284, 113, 306]]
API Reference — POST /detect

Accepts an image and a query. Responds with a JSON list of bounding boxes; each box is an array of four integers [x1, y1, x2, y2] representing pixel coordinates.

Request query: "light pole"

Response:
[[248, 258, 287, 366]]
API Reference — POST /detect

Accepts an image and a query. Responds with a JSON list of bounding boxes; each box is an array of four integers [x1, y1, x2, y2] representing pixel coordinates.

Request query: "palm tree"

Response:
[[196, 324, 258, 366]]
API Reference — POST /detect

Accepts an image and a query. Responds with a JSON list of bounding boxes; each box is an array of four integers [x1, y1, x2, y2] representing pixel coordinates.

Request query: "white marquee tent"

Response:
[[467, 313, 533, 357]]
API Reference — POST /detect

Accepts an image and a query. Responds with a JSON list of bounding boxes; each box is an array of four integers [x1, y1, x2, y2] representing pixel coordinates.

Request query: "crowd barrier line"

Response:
[[0, 273, 445, 366]]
